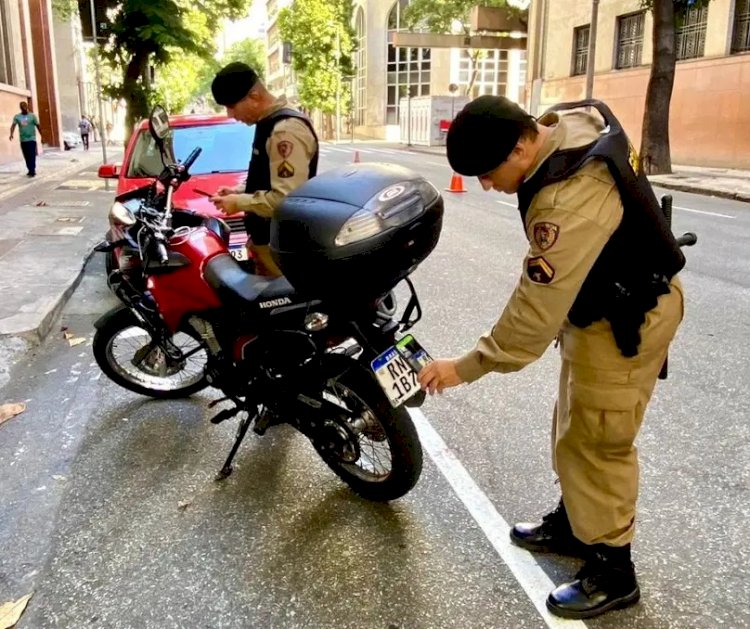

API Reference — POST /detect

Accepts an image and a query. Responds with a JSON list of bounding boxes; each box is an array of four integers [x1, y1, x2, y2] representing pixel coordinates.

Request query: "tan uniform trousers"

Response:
[[553, 277, 684, 546], [250, 243, 283, 278]]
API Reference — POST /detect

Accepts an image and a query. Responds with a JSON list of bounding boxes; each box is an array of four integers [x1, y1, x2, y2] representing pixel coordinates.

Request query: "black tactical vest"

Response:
[[517, 100, 685, 357], [244, 107, 319, 246]]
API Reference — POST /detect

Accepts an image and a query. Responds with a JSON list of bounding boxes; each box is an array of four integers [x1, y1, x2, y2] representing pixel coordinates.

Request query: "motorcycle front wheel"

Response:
[[93, 307, 210, 398], [312, 363, 423, 502]]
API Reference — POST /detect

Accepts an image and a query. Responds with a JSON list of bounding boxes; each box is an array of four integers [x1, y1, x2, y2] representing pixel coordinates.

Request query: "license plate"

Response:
[[230, 246, 248, 262], [371, 345, 422, 408]]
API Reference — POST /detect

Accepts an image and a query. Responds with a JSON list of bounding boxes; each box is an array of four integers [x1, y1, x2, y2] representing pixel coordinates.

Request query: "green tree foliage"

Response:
[[221, 37, 267, 74], [153, 37, 266, 115], [403, 0, 524, 96], [278, 0, 354, 116], [84, 0, 251, 138]]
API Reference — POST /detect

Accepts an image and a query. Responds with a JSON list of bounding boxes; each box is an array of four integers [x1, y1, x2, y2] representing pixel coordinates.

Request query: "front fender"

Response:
[[94, 303, 130, 330]]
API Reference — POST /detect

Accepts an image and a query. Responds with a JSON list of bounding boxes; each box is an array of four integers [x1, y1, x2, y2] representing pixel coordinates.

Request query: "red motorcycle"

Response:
[[92, 106, 443, 501]]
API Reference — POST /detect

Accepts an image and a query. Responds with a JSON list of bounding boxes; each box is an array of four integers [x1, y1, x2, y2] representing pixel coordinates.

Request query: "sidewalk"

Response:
[[405, 144, 750, 203], [0, 145, 121, 347]]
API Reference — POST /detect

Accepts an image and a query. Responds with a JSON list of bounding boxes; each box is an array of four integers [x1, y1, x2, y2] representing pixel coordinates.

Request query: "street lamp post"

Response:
[[89, 0, 109, 190], [585, 0, 599, 100]]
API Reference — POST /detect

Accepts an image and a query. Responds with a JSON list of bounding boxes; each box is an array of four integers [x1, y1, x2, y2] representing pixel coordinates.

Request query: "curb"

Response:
[[0, 246, 98, 346], [647, 179, 750, 203], [31, 248, 97, 344]]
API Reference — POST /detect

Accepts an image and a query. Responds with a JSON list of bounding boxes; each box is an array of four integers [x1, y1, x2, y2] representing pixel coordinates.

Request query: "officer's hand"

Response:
[[211, 194, 242, 215], [418, 359, 464, 395], [215, 186, 236, 197]]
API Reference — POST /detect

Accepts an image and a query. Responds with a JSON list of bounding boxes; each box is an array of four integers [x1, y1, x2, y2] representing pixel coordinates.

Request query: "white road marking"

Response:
[[409, 408, 586, 629], [674, 205, 734, 219], [497, 200, 517, 208]]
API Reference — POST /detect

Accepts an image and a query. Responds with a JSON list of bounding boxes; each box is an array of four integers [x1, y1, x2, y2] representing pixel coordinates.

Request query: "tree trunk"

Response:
[[639, 0, 676, 175], [122, 49, 150, 146], [465, 50, 481, 97]]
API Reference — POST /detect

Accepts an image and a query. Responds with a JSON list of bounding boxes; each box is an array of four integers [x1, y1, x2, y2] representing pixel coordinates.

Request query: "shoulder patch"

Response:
[[277, 161, 295, 178], [527, 256, 555, 284], [533, 222, 560, 251], [277, 140, 294, 158]]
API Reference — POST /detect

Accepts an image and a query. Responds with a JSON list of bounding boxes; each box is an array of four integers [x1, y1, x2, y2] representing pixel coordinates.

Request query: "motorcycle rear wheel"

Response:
[[312, 363, 423, 502], [93, 307, 210, 398]]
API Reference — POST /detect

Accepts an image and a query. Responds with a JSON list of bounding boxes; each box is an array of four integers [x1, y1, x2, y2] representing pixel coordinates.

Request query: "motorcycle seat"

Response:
[[204, 253, 295, 306]]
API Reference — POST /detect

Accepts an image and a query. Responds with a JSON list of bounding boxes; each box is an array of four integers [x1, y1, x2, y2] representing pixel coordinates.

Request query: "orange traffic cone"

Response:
[[353, 150, 361, 163], [445, 172, 467, 193]]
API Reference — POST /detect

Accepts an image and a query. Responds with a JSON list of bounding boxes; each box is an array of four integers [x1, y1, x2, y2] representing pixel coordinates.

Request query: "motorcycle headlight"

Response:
[[109, 201, 136, 226], [333, 180, 438, 247]]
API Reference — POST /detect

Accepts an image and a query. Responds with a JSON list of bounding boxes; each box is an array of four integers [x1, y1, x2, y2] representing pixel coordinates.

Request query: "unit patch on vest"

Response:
[[533, 222, 560, 251], [627, 143, 640, 174], [527, 256, 555, 284], [277, 140, 294, 158], [278, 161, 295, 178]]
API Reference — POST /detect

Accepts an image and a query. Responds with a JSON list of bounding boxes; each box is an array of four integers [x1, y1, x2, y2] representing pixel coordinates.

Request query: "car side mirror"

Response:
[[98, 163, 120, 179]]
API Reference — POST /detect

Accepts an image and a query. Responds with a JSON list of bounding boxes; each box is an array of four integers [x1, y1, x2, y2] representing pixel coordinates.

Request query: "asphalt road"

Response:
[[1, 143, 748, 629]]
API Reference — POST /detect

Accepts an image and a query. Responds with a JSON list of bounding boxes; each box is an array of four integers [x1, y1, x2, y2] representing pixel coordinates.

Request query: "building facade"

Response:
[[526, 0, 750, 168], [265, 0, 297, 101], [0, 0, 72, 163], [351, 0, 526, 140]]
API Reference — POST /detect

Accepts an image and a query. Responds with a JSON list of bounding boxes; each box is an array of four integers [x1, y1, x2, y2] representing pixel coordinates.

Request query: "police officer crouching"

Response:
[[210, 62, 319, 277], [418, 96, 685, 619]]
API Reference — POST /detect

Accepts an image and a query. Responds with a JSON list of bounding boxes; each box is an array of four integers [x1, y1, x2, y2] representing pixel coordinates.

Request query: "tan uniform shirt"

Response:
[[234, 96, 318, 217], [455, 110, 625, 383]]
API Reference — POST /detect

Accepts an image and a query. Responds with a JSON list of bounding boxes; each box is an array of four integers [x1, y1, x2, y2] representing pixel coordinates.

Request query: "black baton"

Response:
[[658, 195, 672, 380]]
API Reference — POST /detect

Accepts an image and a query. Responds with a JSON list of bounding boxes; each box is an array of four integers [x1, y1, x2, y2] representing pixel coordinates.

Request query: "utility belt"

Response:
[[569, 273, 671, 358]]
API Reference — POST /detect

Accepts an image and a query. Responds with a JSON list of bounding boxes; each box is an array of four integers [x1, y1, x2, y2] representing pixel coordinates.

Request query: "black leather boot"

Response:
[[510, 500, 586, 557], [546, 544, 640, 619]]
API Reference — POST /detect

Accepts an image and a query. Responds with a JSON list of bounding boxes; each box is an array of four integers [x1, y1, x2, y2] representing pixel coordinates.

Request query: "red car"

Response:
[[98, 113, 253, 261]]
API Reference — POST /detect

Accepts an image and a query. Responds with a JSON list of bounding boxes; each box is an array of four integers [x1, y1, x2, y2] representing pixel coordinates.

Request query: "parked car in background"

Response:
[[63, 131, 81, 150], [98, 114, 253, 261]]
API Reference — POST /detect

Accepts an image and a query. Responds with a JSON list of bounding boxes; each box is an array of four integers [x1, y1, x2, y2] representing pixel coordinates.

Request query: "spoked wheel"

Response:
[[312, 363, 423, 502], [93, 307, 209, 398]]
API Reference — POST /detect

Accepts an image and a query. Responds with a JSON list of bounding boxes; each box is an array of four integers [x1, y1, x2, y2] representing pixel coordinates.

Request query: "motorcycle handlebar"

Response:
[[182, 147, 202, 173], [676, 232, 697, 247]]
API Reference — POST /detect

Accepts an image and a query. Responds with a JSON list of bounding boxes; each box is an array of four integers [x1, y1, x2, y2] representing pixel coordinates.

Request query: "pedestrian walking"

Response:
[[79, 115, 92, 150], [9, 101, 42, 177]]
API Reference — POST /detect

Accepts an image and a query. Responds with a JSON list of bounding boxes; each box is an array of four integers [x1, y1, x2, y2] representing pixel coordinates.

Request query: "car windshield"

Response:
[[126, 122, 254, 178]]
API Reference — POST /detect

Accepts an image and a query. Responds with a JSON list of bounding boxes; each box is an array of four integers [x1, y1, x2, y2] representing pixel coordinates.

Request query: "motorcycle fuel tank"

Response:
[[271, 163, 443, 302]]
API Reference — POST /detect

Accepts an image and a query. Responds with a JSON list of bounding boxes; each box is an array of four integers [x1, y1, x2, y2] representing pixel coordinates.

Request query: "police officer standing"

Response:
[[210, 62, 319, 277], [418, 96, 685, 619]]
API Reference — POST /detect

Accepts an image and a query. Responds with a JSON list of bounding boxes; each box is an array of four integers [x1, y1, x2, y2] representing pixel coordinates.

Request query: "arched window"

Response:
[[386, 0, 431, 125], [353, 7, 367, 126]]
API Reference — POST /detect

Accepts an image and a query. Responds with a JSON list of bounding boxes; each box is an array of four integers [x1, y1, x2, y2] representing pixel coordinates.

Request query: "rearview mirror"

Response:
[[98, 163, 120, 179], [148, 104, 176, 166], [149, 105, 170, 142]]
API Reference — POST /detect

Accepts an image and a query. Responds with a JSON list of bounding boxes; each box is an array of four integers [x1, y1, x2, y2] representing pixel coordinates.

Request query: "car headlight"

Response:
[[109, 201, 136, 226], [333, 180, 438, 247]]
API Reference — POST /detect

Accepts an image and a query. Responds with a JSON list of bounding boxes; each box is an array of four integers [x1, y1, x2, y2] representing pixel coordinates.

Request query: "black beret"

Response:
[[447, 95, 536, 177], [211, 62, 260, 106]]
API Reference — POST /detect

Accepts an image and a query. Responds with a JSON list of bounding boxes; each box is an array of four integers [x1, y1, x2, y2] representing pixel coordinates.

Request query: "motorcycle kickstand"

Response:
[[215, 409, 258, 482]]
